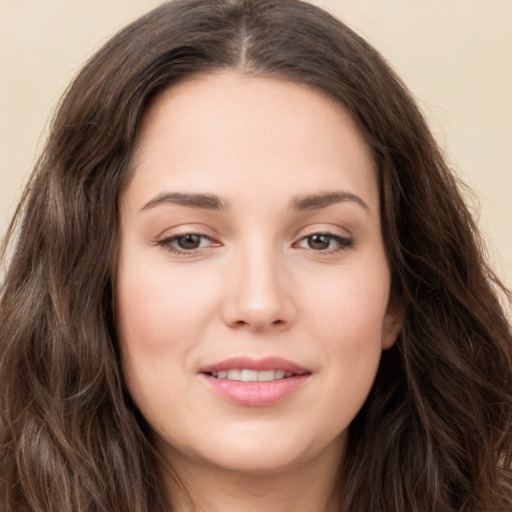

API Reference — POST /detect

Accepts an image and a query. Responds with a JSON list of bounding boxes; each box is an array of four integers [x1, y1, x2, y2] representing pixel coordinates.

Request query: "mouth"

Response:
[[200, 356, 310, 379], [207, 369, 299, 381], [199, 357, 311, 407]]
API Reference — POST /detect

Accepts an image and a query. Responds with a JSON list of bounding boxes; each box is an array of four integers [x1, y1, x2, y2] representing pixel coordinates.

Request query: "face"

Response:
[[116, 72, 402, 477]]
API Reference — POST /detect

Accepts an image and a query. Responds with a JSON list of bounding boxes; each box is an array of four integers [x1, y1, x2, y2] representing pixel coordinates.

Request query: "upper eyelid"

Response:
[[292, 224, 352, 241], [155, 225, 352, 241], [155, 223, 220, 240]]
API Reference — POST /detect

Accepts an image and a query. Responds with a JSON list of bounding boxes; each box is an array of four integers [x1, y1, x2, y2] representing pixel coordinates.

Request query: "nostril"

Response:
[[230, 318, 286, 329]]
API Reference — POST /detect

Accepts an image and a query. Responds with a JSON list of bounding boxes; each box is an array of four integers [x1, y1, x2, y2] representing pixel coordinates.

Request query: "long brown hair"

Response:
[[1, 1, 511, 510]]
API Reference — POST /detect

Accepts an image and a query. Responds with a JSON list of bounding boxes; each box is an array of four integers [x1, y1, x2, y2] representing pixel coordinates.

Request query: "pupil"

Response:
[[308, 234, 330, 250], [178, 234, 201, 250]]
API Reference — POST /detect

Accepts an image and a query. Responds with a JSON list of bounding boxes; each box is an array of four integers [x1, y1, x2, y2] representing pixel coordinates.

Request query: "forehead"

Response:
[[125, 72, 378, 211]]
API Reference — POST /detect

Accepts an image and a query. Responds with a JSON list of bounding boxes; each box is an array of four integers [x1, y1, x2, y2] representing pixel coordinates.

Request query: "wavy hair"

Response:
[[1, 1, 511, 510]]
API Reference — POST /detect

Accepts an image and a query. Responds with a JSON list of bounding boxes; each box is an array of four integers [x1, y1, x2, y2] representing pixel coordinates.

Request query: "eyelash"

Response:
[[157, 233, 219, 256], [293, 233, 353, 253], [156, 231, 353, 255]]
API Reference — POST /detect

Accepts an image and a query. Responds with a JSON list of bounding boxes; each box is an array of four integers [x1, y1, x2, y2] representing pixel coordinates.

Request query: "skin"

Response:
[[116, 72, 402, 512]]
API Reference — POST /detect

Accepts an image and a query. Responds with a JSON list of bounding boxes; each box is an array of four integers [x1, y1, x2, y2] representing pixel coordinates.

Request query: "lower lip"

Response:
[[200, 374, 310, 407]]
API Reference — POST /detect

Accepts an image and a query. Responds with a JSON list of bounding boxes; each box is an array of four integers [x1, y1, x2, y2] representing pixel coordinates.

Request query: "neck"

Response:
[[160, 443, 344, 512]]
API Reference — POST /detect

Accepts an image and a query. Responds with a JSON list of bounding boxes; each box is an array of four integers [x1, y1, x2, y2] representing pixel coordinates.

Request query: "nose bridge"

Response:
[[222, 234, 294, 330]]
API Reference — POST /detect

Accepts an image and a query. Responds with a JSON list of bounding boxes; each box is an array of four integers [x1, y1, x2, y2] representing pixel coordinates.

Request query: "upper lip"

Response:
[[199, 356, 310, 375]]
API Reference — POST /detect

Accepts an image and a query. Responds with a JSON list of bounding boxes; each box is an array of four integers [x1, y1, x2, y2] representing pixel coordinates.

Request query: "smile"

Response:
[[200, 357, 311, 406], [209, 369, 294, 381]]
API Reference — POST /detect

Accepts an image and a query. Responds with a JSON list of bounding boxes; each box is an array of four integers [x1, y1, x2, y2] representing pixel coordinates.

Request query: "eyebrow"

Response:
[[289, 191, 370, 212], [140, 192, 227, 212], [139, 190, 369, 213]]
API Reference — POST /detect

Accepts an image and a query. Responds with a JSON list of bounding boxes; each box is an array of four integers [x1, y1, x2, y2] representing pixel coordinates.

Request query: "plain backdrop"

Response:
[[1, 0, 511, 293]]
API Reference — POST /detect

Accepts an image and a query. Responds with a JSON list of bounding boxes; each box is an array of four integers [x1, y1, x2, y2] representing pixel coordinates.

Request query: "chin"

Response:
[[214, 444, 309, 474], [159, 421, 346, 477]]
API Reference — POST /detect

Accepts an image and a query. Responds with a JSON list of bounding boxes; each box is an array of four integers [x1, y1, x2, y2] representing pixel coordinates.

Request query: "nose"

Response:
[[221, 244, 296, 332]]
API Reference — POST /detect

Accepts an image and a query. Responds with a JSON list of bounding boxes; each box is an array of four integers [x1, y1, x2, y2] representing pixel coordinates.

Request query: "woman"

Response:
[[1, 0, 511, 510]]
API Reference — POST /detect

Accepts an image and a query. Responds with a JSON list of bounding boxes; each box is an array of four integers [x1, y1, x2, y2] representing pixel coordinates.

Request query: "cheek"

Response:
[[115, 255, 220, 352], [114, 259, 218, 421], [318, 291, 386, 383], [301, 261, 390, 343], [114, 257, 220, 410], [300, 264, 390, 406]]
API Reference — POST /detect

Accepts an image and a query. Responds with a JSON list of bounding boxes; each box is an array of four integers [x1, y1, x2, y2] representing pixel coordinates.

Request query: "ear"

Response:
[[381, 298, 403, 350]]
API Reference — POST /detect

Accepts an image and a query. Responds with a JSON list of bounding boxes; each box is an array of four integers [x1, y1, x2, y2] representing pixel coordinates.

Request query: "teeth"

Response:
[[227, 369, 240, 380], [241, 369, 258, 382], [211, 369, 292, 381], [257, 370, 275, 382]]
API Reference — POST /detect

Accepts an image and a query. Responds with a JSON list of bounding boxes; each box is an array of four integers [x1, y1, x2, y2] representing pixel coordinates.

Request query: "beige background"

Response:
[[1, 0, 511, 291]]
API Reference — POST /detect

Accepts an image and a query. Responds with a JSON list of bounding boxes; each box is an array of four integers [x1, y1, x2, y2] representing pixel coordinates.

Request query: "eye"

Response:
[[173, 234, 205, 250], [295, 233, 352, 252], [157, 233, 219, 254]]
